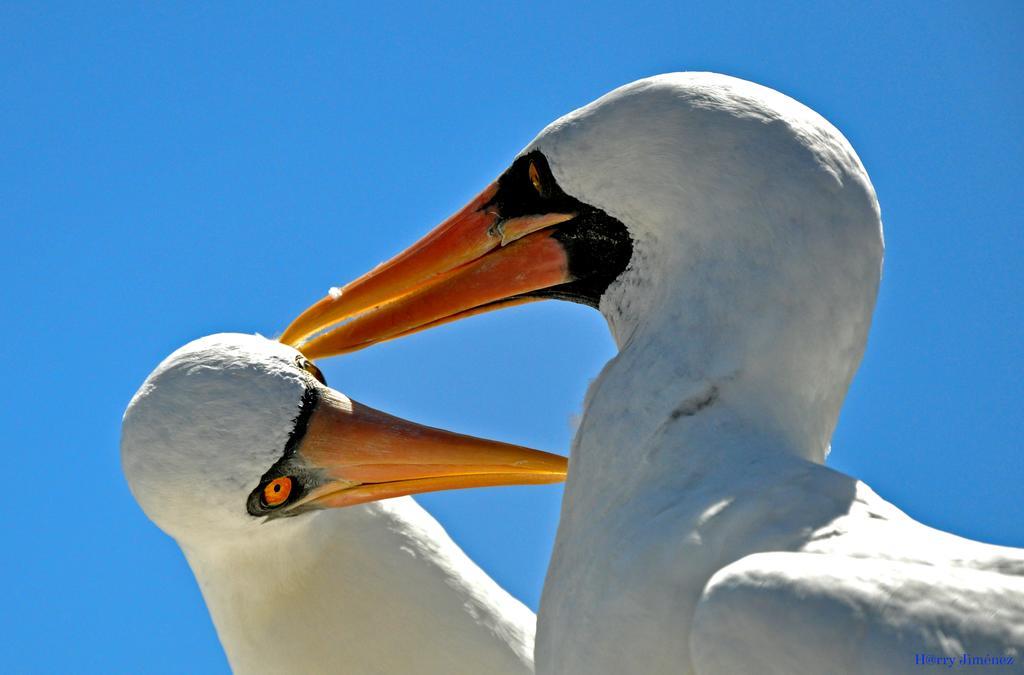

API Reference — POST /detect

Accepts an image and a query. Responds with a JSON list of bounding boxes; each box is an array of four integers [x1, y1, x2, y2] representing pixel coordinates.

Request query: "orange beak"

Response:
[[278, 180, 577, 358], [249, 387, 567, 517]]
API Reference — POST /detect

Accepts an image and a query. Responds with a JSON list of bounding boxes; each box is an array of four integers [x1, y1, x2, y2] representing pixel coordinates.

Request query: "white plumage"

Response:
[[122, 334, 535, 674], [125, 71, 1024, 675], [525, 73, 1024, 674]]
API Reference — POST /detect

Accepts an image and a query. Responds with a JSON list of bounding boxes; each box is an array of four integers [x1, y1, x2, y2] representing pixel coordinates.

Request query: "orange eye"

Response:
[[529, 162, 543, 195], [262, 477, 293, 507]]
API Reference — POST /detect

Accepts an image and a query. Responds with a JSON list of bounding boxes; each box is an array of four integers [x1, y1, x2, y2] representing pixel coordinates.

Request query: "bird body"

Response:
[[539, 424, 1024, 674], [186, 496, 535, 675], [284, 72, 1024, 674], [530, 74, 1024, 674], [122, 333, 556, 674]]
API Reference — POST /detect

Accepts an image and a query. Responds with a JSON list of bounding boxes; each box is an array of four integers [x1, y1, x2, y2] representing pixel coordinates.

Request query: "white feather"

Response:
[[122, 333, 535, 674], [525, 74, 1022, 674]]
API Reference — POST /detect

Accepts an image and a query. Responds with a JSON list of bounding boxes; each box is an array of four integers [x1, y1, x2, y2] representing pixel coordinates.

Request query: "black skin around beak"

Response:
[[281, 151, 633, 359]]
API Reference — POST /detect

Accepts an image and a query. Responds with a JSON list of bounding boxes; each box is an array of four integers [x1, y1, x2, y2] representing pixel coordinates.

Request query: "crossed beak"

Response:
[[249, 387, 567, 518], [278, 180, 577, 358], [269, 169, 585, 513]]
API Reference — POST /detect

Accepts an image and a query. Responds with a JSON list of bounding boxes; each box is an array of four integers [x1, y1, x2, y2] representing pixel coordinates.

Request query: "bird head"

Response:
[[121, 333, 566, 545], [276, 73, 884, 459], [279, 73, 881, 361]]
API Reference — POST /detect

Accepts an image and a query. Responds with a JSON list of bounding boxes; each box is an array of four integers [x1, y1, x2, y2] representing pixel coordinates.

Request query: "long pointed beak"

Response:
[[278, 181, 576, 358], [248, 388, 567, 517]]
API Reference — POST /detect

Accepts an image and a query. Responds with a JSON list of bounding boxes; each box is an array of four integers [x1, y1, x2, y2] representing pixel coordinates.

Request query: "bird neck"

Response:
[[182, 498, 534, 675], [590, 215, 879, 480]]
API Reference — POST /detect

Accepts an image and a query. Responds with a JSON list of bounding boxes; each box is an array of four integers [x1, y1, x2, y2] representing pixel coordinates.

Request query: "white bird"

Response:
[[281, 73, 1024, 674], [121, 332, 567, 674]]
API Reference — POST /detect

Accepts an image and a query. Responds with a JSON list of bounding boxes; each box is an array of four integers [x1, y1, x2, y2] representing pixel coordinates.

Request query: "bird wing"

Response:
[[689, 551, 1024, 675]]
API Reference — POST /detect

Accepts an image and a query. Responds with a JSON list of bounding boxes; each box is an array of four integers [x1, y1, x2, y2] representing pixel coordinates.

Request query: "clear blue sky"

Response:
[[2, 2, 1021, 672]]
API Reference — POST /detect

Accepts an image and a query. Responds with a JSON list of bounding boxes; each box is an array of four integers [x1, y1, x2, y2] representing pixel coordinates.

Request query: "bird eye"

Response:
[[529, 161, 544, 196], [296, 356, 327, 385], [262, 477, 294, 508]]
